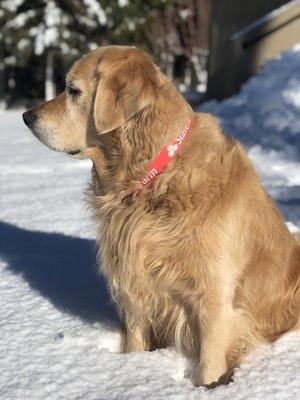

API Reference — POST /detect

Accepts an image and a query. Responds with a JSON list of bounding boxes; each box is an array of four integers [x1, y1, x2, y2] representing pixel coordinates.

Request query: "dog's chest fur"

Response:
[[98, 198, 203, 298], [89, 183, 214, 353]]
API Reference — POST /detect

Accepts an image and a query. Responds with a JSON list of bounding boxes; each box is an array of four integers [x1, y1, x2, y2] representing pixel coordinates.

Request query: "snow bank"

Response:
[[200, 44, 300, 229], [201, 44, 300, 158], [0, 46, 300, 399]]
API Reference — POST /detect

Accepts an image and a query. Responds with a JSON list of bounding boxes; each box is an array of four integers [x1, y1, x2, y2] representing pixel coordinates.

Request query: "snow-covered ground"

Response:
[[1, 46, 300, 400]]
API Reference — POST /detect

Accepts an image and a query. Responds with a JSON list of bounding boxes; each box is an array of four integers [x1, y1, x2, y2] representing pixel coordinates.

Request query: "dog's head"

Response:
[[22, 46, 159, 156]]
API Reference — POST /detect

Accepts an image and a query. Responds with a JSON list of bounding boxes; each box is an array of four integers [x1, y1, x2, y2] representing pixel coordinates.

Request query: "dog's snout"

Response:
[[22, 110, 37, 127]]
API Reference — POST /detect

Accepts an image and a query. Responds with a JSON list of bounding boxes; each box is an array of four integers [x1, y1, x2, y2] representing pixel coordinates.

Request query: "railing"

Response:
[[206, 0, 300, 100]]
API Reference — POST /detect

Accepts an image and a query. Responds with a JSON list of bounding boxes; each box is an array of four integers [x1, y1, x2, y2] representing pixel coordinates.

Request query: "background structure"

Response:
[[1, 0, 299, 107]]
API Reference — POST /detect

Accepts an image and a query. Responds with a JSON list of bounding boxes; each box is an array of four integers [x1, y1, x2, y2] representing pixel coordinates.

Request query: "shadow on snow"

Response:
[[0, 221, 119, 326]]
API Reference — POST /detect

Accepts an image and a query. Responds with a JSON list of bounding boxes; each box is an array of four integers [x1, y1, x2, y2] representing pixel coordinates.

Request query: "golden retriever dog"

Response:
[[23, 45, 300, 387]]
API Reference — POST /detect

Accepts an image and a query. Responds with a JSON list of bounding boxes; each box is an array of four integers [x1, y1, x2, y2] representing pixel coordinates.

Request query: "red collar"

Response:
[[120, 117, 193, 201], [140, 117, 193, 187]]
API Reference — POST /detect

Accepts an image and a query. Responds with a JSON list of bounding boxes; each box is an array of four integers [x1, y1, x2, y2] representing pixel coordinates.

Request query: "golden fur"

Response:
[[24, 46, 300, 387]]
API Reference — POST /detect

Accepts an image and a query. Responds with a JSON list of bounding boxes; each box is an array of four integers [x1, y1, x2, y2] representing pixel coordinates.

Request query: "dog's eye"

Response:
[[68, 85, 80, 97]]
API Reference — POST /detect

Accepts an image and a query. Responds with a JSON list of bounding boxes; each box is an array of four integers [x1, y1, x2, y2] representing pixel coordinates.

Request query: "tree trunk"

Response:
[[45, 51, 56, 101], [0, 42, 5, 107]]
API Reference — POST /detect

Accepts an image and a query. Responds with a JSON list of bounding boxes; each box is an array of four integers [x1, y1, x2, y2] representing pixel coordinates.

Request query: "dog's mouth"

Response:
[[22, 113, 83, 157], [67, 149, 81, 155]]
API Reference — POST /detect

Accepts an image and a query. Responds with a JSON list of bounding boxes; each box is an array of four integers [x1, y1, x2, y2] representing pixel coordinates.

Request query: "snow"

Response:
[[0, 45, 300, 399], [1, 0, 24, 13], [17, 38, 30, 51], [35, 1, 61, 56], [4, 55, 17, 66], [6, 10, 36, 29], [118, 0, 129, 7], [179, 9, 193, 20], [83, 0, 107, 26]]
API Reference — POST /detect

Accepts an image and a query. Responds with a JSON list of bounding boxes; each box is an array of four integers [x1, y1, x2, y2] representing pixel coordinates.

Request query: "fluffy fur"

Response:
[[23, 46, 300, 387]]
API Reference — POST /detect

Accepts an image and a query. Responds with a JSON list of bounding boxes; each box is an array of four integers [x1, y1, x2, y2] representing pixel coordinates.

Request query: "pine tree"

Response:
[[2, 0, 109, 102], [1, 0, 211, 105], [0, 0, 28, 105]]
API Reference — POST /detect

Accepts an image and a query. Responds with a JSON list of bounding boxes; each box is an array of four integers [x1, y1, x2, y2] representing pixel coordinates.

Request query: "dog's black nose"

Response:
[[22, 110, 37, 126]]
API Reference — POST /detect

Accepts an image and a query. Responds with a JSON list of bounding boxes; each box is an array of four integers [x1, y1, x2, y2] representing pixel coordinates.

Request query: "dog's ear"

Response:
[[93, 51, 158, 134], [93, 75, 125, 134]]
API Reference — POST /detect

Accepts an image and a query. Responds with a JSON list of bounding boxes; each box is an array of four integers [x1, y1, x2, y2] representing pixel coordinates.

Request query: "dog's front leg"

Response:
[[121, 323, 149, 353], [198, 298, 232, 387]]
